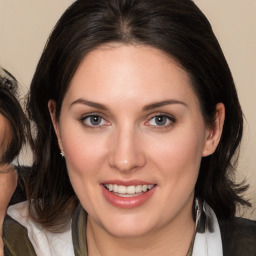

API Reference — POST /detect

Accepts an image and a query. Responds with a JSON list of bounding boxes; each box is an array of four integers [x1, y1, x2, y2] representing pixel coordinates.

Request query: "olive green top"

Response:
[[3, 204, 195, 256], [4, 201, 256, 256]]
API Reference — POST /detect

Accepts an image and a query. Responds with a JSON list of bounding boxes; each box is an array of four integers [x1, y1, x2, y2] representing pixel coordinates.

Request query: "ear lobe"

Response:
[[48, 100, 64, 152], [202, 103, 225, 157]]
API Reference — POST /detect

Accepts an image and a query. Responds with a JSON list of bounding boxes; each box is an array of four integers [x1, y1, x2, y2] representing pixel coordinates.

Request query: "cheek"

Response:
[[61, 128, 107, 178], [0, 124, 11, 155], [147, 127, 205, 185], [60, 131, 107, 209], [146, 130, 205, 217]]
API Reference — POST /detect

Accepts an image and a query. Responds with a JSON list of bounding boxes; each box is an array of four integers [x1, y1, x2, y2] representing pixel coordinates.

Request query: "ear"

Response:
[[202, 103, 225, 157], [48, 100, 64, 153]]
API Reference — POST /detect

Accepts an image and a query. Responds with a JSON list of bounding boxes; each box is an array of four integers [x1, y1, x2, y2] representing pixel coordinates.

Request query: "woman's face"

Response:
[[0, 114, 17, 219], [50, 44, 221, 238]]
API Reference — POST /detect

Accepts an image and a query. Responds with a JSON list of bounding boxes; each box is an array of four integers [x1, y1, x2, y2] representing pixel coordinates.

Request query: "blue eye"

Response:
[[147, 114, 175, 127], [88, 115, 102, 125], [81, 115, 109, 127]]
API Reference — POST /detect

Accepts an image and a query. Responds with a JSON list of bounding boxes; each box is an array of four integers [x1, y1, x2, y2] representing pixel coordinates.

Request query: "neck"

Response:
[[86, 198, 195, 256]]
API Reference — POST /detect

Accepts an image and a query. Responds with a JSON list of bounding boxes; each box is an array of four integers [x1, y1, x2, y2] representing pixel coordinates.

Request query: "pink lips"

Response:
[[101, 180, 157, 209]]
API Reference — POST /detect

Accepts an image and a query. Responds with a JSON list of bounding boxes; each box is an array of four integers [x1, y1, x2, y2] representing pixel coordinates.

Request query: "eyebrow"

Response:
[[70, 98, 187, 111], [142, 99, 187, 111], [70, 99, 108, 110]]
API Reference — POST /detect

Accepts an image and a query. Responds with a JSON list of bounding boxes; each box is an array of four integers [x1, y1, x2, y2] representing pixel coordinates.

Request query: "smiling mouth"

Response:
[[103, 184, 156, 197]]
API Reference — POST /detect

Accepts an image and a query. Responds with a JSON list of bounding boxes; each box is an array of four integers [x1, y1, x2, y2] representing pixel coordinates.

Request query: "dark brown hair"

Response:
[[27, 0, 249, 231]]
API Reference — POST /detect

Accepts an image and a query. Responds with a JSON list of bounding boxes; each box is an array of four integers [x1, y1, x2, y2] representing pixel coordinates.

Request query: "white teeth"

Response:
[[147, 184, 154, 190], [142, 185, 147, 192], [135, 185, 142, 193], [127, 186, 136, 194], [118, 185, 126, 194], [113, 184, 118, 193], [104, 184, 155, 195]]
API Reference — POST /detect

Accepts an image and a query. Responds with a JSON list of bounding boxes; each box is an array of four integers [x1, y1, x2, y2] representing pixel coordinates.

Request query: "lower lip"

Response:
[[101, 185, 157, 209]]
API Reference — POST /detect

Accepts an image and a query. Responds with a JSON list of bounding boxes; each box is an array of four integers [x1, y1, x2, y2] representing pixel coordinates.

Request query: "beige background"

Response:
[[0, 0, 255, 218]]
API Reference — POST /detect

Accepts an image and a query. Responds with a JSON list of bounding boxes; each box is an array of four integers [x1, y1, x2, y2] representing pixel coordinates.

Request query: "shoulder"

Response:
[[3, 201, 75, 256], [219, 217, 256, 256]]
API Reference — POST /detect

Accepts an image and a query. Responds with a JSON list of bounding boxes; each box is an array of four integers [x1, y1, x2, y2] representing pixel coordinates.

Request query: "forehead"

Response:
[[64, 44, 199, 109]]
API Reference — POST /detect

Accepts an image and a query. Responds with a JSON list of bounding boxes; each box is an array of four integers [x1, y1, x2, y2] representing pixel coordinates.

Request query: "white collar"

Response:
[[192, 201, 223, 256]]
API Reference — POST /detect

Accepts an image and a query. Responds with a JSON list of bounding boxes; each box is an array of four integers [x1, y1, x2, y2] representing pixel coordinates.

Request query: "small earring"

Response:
[[60, 151, 65, 157]]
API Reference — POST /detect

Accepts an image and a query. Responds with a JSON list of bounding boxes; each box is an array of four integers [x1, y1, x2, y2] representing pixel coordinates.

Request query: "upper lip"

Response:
[[101, 180, 155, 186]]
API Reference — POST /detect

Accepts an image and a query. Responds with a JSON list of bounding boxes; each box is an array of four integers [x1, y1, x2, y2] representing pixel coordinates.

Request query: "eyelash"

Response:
[[79, 112, 176, 129], [79, 113, 110, 129], [145, 113, 176, 129]]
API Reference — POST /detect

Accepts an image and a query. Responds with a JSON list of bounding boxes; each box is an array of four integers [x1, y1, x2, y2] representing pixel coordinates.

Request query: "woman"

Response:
[[3, 0, 256, 255], [0, 67, 30, 255]]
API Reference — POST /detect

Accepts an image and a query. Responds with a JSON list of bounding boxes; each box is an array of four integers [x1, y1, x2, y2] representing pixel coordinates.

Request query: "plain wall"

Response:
[[0, 0, 255, 218]]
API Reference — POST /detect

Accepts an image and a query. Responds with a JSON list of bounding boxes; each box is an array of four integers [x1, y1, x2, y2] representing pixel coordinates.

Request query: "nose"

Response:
[[108, 127, 146, 173]]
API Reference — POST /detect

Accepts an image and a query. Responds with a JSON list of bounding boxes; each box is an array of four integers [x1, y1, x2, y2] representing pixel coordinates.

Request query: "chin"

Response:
[[105, 224, 153, 238], [96, 213, 159, 238]]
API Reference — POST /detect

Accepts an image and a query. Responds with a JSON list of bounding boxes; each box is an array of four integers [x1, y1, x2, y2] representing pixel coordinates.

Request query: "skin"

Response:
[[0, 114, 11, 154], [0, 114, 17, 256], [49, 44, 225, 256]]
